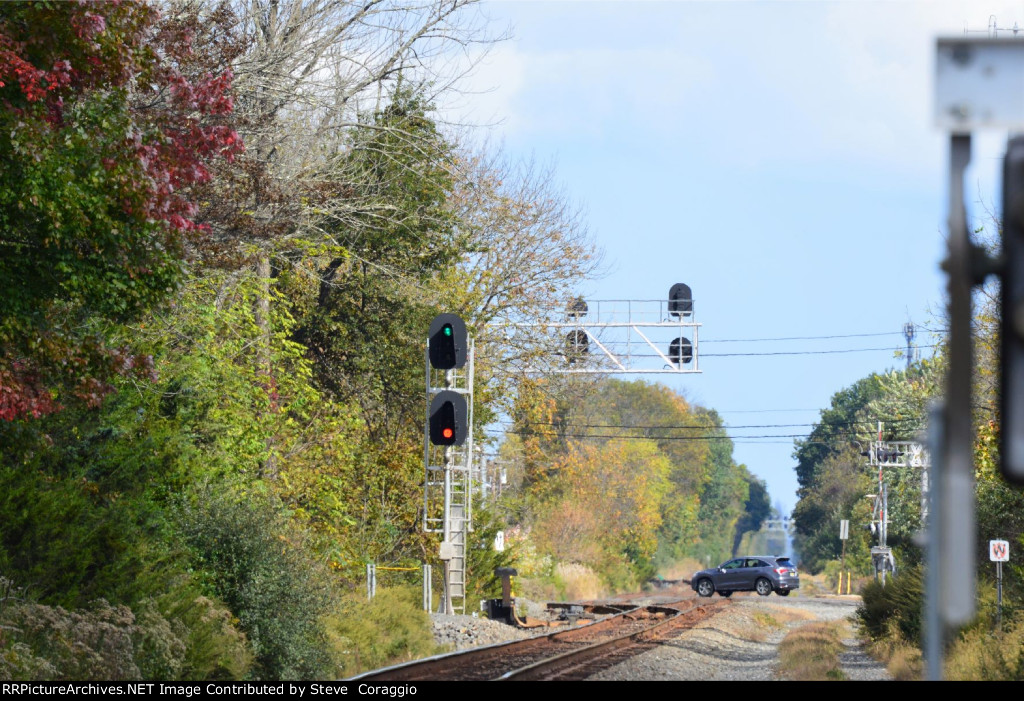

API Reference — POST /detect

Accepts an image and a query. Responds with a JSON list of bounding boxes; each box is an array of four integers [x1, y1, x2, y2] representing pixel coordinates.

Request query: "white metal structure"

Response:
[[502, 298, 702, 374], [863, 439, 932, 527], [863, 437, 931, 584], [422, 340, 474, 615]]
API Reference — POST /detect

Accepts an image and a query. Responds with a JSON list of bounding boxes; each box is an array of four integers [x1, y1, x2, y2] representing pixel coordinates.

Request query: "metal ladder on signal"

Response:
[[448, 471, 469, 614]]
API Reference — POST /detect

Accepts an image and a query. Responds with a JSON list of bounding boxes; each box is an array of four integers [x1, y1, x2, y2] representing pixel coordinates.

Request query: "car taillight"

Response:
[[775, 567, 787, 575]]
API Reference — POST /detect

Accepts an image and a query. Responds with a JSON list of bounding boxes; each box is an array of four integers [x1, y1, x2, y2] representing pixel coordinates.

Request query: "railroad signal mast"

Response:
[[861, 422, 931, 584], [423, 286, 703, 612], [423, 313, 473, 615]]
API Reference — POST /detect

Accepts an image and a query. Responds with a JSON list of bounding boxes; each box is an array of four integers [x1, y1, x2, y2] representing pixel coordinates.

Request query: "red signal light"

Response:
[[429, 390, 466, 446]]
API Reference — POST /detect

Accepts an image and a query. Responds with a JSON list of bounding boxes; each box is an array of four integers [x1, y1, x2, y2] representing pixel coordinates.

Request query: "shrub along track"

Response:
[[353, 599, 728, 682]]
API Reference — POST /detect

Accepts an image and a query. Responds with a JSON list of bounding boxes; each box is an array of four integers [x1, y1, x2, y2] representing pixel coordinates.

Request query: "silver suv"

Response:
[[691, 556, 799, 597]]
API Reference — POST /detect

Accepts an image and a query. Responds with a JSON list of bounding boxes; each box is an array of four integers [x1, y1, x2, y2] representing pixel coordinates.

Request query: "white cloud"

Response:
[[448, 1, 1024, 181], [449, 42, 717, 139]]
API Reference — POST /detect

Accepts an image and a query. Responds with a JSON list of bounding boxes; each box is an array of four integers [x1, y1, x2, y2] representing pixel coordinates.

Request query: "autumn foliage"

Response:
[[535, 440, 670, 581], [0, 1, 241, 419], [506, 378, 765, 589]]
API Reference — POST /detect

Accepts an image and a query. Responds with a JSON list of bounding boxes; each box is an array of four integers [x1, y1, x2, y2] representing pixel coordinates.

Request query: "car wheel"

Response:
[[755, 578, 773, 596], [718, 590, 732, 598], [696, 578, 715, 597], [776, 589, 790, 597]]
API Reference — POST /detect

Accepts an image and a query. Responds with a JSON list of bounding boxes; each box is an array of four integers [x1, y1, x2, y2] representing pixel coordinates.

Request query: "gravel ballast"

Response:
[[429, 594, 890, 680], [431, 612, 534, 651], [587, 595, 891, 681]]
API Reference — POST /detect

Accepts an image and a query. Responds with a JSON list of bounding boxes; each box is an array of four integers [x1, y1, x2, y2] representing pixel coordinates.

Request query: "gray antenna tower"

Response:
[[903, 322, 916, 370]]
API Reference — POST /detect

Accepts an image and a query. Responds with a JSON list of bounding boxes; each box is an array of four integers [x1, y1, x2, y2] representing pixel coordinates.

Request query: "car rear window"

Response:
[[776, 558, 794, 567]]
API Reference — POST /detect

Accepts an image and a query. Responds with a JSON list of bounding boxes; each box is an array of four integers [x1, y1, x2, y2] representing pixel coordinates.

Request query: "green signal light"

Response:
[[443, 326, 452, 337]]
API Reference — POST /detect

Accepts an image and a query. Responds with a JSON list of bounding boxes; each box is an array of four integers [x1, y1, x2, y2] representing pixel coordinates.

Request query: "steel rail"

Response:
[[352, 599, 726, 682], [498, 601, 721, 681]]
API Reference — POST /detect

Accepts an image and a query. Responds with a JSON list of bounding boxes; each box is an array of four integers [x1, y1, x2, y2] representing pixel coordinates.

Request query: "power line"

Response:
[[702, 345, 939, 357], [487, 428, 925, 443], [496, 418, 925, 431], [702, 331, 908, 343], [716, 408, 820, 414], [572, 344, 939, 359]]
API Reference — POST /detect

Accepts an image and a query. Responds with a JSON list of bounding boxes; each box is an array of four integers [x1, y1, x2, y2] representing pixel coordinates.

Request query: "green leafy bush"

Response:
[[139, 591, 253, 681], [856, 565, 923, 642], [327, 586, 439, 677], [0, 464, 157, 608], [176, 486, 336, 680]]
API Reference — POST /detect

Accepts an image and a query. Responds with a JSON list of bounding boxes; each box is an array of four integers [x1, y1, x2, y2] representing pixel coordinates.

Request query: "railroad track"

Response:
[[353, 598, 727, 682]]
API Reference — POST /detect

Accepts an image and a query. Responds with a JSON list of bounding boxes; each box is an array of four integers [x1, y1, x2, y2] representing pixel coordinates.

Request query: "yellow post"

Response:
[[846, 572, 852, 595], [836, 572, 843, 595]]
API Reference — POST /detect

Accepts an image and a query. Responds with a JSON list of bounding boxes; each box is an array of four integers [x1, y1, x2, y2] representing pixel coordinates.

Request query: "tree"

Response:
[[792, 449, 873, 573], [534, 439, 671, 586], [502, 377, 765, 580], [284, 87, 460, 442], [568, 379, 714, 563], [793, 374, 886, 491], [0, 1, 241, 420], [434, 149, 604, 421], [695, 416, 750, 565], [732, 476, 772, 555], [173, 0, 497, 263]]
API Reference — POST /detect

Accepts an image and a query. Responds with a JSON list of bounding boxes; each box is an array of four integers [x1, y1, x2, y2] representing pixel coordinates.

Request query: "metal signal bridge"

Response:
[[502, 283, 703, 374]]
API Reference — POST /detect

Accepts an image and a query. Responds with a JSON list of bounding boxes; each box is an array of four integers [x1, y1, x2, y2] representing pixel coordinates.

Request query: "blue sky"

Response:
[[453, 1, 1022, 515]]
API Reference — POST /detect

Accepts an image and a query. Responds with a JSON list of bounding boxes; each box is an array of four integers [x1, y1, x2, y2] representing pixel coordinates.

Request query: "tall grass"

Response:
[[777, 622, 847, 681], [946, 615, 1024, 680], [552, 563, 605, 600], [864, 618, 921, 680], [856, 568, 1024, 680], [856, 566, 923, 642]]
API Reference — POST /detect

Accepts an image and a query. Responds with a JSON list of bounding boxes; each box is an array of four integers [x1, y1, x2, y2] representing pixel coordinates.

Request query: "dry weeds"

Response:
[[777, 621, 847, 681], [552, 563, 605, 600], [865, 618, 922, 680], [945, 619, 1024, 680]]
